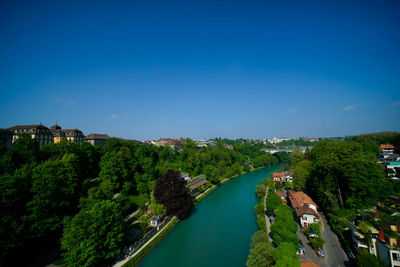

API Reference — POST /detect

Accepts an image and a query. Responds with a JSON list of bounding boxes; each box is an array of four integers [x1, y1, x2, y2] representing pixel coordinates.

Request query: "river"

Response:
[[137, 165, 280, 267]]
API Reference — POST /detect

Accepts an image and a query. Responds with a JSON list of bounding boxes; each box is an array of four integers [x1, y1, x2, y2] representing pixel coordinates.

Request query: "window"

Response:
[[392, 252, 400, 261]]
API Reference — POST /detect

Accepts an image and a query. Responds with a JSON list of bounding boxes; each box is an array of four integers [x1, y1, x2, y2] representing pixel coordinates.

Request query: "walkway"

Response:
[[113, 216, 177, 267], [264, 185, 272, 241]]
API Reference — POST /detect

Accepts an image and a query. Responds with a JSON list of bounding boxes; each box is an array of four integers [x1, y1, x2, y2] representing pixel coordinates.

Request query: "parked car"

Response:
[[317, 249, 325, 257]]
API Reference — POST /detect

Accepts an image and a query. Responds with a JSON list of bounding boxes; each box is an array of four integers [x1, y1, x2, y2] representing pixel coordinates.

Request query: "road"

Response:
[[320, 212, 350, 267], [296, 212, 350, 267], [281, 190, 350, 266]]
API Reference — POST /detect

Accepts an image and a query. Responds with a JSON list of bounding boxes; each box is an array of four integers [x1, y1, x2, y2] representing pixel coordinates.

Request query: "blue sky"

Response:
[[1, 0, 399, 140]]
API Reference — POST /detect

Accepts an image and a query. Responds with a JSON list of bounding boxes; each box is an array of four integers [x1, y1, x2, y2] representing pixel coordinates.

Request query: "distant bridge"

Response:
[[262, 146, 312, 154]]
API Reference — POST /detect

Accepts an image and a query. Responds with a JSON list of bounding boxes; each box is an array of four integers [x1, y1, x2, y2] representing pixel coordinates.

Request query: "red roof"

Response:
[[301, 261, 320, 267], [288, 191, 318, 209], [381, 144, 394, 149], [295, 206, 319, 218], [272, 172, 285, 178]]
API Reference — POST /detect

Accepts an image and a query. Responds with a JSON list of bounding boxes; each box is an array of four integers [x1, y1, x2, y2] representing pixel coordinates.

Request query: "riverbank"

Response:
[[122, 166, 278, 267]]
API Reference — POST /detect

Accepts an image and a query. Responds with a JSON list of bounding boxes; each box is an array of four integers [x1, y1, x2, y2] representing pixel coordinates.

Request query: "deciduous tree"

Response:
[[154, 169, 193, 219]]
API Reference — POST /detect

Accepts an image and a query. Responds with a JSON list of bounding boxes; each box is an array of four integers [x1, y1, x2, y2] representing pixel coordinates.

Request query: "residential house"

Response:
[[9, 124, 53, 147], [85, 133, 110, 147], [195, 140, 216, 147], [152, 138, 183, 149], [376, 229, 400, 267], [187, 177, 207, 194], [388, 162, 400, 177], [350, 223, 378, 256], [150, 216, 161, 227], [382, 144, 395, 155], [272, 172, 285, 183], [181, 173, 191, 181], [288, 191, 320, 227]]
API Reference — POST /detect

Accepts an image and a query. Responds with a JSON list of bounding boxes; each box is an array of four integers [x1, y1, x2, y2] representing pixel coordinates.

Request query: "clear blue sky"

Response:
[[1, 0, 399, 140]]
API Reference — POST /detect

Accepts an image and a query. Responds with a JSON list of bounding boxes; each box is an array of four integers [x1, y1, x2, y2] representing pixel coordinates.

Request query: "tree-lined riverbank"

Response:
[[136, 166, 281, 267]]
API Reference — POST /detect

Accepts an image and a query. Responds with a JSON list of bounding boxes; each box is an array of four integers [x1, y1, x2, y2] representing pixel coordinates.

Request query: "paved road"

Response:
[[281, 190, 350, 267], [320, 212, 350, 267]]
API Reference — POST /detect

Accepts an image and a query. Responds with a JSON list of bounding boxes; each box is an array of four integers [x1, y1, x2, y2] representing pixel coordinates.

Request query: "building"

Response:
[[85, 133, 110, 147], [0, 129, 13, 150], [9, 124, 53, 147], [187, 177, 207, 193], [376, 230, 400, 267], [301, 261, 320, 267], [152, 138, 183, 149], [288, 191, 320, 227], [272, 172, 285, 183], [150, 216, 161, 227], [64, 129, 84, 143], [181, 173, 191, 181], [50, 124, 66, 143], [387, 162, 400, 177], [381, 144, 395, 155], [195, 140, 216, 147]]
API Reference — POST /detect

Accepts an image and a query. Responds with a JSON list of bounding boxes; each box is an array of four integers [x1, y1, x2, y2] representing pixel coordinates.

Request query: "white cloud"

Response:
[[342, 105, 356, 111], [109, 114, 120, 119], [288, 108, 299, 113]]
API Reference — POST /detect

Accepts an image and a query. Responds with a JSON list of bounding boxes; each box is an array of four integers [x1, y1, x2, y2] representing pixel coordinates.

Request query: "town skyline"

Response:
[[1, 0, 399, 140]]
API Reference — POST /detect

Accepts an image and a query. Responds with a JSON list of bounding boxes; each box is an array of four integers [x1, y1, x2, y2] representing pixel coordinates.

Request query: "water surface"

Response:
[[138, 166, 280, 267]]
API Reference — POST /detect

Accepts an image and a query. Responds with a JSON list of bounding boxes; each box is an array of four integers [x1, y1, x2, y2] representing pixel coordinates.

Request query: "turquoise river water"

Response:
[[138, 165, 280, 267]]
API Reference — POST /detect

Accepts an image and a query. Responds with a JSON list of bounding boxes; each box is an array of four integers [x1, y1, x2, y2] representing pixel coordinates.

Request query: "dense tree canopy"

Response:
[[61, 200, 125, 267], [154, 169, 194, 219], [306, 141, 389, 212], [0, 135, 289, 266]]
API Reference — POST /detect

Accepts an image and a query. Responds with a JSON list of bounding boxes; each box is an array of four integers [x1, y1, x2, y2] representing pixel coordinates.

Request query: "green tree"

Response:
[[0, 165, 33, 264], [150, 194, 167, 217], [293, 160, 312, 191], [250, 230, 269, 245], [266, 193, 282, 214], [254, 203, 264, 215], [273, 242, 300, 267], [246, 241, 273, 267], [356, 251, 386, 267], [27, 160, 78, 237], [61, 200, 125, 267], [255, 183, 266, 199], [289, 148, 304, 166], [13, 133, 40, 165]]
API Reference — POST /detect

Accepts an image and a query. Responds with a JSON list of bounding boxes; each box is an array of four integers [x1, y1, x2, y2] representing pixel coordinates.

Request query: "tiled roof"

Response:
[[85, 133, 110, 140], [295, 206, 319, 218], [301, 261, 320, 267], [9, 124, 49, 130], [381, 144, 395, 149], [63, 129, 83, 133], [288, 191, 318, 209], [272, 172, 285, 178]]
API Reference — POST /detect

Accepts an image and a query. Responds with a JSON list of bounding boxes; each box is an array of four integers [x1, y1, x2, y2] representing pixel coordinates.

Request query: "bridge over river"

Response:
[[262, 146, 313, 154]]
